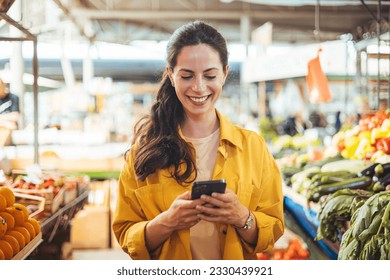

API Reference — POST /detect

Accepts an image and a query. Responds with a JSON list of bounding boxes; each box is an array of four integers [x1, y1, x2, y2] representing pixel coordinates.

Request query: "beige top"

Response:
[[186, 128, 221, 260]]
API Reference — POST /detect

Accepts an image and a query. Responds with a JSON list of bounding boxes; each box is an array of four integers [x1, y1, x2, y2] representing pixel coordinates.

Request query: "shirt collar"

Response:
[[216, 109, 243, 150], [178, 109, 243, 151]]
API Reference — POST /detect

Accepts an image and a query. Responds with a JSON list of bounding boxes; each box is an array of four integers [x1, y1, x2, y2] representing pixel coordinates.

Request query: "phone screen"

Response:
[[191, 179, 226, 200]]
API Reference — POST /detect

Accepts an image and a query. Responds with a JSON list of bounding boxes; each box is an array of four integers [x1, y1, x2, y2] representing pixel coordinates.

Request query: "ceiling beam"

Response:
[[52, 0, 95, 41], [70, 7, 354, 21]]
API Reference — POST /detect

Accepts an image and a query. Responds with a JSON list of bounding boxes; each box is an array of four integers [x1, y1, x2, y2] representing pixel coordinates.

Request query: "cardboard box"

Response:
[[70, 205, 110, 249], [88, 180, 111, 207]]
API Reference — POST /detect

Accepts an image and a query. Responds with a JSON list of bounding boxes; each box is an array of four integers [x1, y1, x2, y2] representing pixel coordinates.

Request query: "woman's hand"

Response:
[[195, 189, 248, 227], [195, 189, 258, 246], [145, 191, 203, 252], [160, 191, 204, 231]]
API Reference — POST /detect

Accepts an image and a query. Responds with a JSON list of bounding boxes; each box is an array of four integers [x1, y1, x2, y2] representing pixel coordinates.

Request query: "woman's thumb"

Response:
[[177, 191, 191, 200]]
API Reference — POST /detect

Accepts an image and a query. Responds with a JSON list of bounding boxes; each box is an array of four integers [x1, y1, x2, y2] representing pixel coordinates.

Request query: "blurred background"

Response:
[[1, 0, 390, 261]]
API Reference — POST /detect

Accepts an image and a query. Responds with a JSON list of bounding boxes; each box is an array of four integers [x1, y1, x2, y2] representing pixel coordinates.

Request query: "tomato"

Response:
[[256, 252, 269, 260]]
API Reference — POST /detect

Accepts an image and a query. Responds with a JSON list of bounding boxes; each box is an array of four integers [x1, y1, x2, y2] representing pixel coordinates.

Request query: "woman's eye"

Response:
[[181, 76, 192, 80], [205, 76, 216, 80]]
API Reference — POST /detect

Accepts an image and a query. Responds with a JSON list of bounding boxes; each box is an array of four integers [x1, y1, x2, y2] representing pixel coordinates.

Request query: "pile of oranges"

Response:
[[0, 186, 41, 260]]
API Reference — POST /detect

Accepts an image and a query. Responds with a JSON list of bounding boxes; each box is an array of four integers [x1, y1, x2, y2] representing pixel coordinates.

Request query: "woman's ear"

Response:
[[223, 65, 230, 85], [166, 67, 175, 87]]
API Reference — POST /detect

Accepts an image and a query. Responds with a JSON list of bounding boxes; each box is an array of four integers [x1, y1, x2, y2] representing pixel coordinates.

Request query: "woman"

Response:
[[113, 21, 284, 260]]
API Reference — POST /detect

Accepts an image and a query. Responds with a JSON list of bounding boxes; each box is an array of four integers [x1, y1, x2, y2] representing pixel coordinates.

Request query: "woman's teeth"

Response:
[[190, 95, 209, 103]]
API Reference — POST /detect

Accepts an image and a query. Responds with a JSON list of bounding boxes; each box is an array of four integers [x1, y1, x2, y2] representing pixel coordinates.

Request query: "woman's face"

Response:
[[167, 44, 228, 119]]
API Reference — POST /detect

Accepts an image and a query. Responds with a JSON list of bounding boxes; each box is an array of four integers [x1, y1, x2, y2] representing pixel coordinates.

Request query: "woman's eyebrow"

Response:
[[177, 67, 219, 73]]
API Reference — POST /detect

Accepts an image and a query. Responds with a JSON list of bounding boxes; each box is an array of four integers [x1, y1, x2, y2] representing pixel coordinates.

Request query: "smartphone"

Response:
[[191, 179, 226, 200]]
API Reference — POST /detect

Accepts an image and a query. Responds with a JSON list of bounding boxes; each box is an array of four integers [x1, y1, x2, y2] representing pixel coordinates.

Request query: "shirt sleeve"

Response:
[[246, 135, 285, 256], [112, 149, 152, 260]]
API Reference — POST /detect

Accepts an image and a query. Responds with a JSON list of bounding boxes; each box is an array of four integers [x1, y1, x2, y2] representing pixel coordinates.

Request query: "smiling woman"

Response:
[[167, 44, 228, 132], [112, 20, 284, 260]]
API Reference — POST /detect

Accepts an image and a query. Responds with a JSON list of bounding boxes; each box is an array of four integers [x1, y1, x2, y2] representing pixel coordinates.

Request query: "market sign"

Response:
[[242, 40, 355, 82]]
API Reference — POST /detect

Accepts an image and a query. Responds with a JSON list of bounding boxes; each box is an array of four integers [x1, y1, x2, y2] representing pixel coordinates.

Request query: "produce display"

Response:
[[279, 110, 390, 260], [0, 166, 90, 260], [256, 238, 310, 260], [256, 227, 310, 260], [272, 134, 321, 155], [315, 188, 372, 243], [5, 171, 87, 215], [338, 191, 390, 259], [332, 110, 390, 162], [0, 186, 41, 260]]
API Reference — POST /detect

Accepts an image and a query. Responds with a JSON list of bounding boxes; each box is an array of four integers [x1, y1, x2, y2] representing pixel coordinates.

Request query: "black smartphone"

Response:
[[191, 179, 226, 200]]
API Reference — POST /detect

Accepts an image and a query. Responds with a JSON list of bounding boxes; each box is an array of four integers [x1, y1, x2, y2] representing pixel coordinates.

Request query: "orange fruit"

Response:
[[0, 239, 14, 259], [5, 206, 25, 227], [0, 187, 15, 207], [14, 226, 31, 244], [0, 212, 15, 230], [23, 222, 36, 239], [27, 218, 41, 234], [0, 215, 7, 238], [13, 203, 30, 221], [0, 194, 6, 212], [3, 234, 20, 255], [7, 230, 26, 249], [0, 248, 5, 260]]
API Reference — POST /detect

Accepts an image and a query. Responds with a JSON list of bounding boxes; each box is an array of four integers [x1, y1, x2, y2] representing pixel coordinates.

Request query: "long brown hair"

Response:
[[132, 21, 229, 183]]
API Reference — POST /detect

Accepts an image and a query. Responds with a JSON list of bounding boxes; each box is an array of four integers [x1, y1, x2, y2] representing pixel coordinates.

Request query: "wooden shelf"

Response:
[[12, 232, 43, 260], [282, 184, 320, 213]]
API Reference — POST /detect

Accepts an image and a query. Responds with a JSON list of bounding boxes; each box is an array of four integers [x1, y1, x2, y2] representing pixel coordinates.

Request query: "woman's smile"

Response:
[[188, 94, 212, 104]]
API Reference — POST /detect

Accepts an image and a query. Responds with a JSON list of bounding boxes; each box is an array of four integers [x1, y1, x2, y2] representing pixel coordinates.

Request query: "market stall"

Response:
[[277, 109, 390, 260], [0, 168, 90, 260]]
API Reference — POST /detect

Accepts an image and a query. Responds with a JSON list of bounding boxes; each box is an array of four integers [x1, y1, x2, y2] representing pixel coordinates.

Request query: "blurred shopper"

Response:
[[334, 111, 341, 133], [309, 110, 327, 128], [0, 78, 19, 130], [0, 78, 20, 146], [113, 21, 284, 260], [282, 112, 307, 136]]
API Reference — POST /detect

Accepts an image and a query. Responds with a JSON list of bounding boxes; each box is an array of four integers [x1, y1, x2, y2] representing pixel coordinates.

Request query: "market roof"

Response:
[[1, 0, 388, 45]]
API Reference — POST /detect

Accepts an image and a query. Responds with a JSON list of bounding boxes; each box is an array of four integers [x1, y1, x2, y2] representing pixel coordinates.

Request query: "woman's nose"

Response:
[[192, 77, 206, 92]]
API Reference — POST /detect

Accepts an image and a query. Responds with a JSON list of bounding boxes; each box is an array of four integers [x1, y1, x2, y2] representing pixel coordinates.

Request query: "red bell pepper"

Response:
[[376, 137, 390, 154]]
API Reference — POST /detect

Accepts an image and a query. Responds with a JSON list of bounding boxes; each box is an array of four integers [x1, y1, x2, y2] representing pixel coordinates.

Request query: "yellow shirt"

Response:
[[112, 110, 284, 260]]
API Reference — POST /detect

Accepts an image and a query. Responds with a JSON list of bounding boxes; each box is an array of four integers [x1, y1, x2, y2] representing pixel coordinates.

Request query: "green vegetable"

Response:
[[315, 189, 372, 243], [374, 164, 384, 176], [359, 163, 379, 177], [308, 176, 372, 202], [338, 191, 390, 260], [372, 181, 385, 192], [311, 171, 355, 183]]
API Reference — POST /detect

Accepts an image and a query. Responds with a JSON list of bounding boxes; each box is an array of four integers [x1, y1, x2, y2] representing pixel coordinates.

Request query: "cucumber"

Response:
[[320, 175, 356, 184], [320, 159, 369, 174], [311, 171, 355, 182], [308, 176, 372, 202]]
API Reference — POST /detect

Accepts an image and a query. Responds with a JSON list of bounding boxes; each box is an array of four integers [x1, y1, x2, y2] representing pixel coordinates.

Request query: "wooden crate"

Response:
[[14, 192, 45, 219], [12, 187, 65, 214]]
